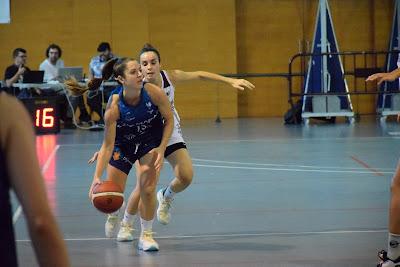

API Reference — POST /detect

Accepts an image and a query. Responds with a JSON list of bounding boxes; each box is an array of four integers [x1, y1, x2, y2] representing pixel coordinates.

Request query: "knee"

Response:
[[177, 166, 194, 186], [140, 183, 157, 199]]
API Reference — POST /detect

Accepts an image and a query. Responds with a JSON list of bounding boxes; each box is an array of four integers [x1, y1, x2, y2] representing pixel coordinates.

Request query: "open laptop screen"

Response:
[[23, 70, 45, 83], [58, 67, 83, 81]]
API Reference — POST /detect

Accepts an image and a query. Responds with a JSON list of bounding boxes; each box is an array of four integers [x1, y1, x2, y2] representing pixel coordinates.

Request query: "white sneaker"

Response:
[[378, 259, 400, 267], [377, 250, 400, 267], [105, 215, 120, 238], [117, 222, 135, 242], [138, 230, 159, 251], [156, 189, 172, 225]]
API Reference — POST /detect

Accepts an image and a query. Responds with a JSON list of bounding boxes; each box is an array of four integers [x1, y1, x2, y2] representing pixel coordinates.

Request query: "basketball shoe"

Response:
[[105, 215, 120, 238], [157, 188, 172, 225], [117, 222, 135, 242], [138, 230, 159, 251], [377, 250, 400, 267]]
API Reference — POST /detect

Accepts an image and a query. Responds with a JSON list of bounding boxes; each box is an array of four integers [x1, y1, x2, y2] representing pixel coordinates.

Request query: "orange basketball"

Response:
[[91, 180, 124, 214]]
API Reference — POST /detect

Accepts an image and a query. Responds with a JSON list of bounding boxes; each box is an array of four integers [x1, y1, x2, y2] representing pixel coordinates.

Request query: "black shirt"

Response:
[[3, 65, 31, 95], [4, 64, 31, 83], [0, 147, 18, 266]]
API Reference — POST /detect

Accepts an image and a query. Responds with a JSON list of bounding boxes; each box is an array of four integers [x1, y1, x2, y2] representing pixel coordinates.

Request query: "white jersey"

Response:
[[160, 70, 185, 146]]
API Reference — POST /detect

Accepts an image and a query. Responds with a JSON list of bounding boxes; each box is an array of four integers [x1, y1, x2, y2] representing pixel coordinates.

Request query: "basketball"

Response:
[[91, 180, 124, 214]]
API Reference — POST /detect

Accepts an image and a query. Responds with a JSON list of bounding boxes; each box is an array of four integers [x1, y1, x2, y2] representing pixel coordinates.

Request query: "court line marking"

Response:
[[350, 155, 384, 176], [57, 135, 399, 147], [13, 145, 60, 225], [54, 145, 397, 173], [192, 163, 393, 174], [192, 158, 394, 171], [15, 229, 387, 242]]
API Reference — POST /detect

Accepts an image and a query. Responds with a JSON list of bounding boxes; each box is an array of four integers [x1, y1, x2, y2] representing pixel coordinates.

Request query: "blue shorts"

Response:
[[109, 139, 161, 175]]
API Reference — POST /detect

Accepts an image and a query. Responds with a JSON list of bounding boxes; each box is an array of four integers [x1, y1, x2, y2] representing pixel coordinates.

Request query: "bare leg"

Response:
[[165, 148, 193, 193], [103, 164, 128, 238], [136, 152, 160, 251], [106, 164, 129, 192], [138, 152, 159, 220], [156, 148, 193, 225], [125, 161, 141, 216]]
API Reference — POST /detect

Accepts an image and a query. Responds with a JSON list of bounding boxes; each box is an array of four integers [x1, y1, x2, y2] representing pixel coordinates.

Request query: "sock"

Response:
[[140, 217, 154, 233], [163, 185, 176, 200], [388, 233, 400, 260], [122, 210, 136, 226], [110, 201, 125, 217], [110, 210, 119, 217]]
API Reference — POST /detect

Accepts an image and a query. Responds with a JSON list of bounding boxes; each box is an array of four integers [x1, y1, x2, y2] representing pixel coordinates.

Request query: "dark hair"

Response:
[[46, 43, 62, 58], [12, 48, 26, 58], [97, 42, 111, 52], [113, 57, 134, 79], [139, 43, 161, 63]]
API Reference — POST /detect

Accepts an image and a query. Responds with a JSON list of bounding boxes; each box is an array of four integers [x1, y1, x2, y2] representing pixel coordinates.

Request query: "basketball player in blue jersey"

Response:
[[89, 57, 173, 251], [88, 44, 255, 242], [367, 68, 400, 267], [0, 92, 70, 266]]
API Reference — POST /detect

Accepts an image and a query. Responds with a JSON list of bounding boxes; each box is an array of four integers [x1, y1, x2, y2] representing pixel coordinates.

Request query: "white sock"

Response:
[[110, 201, 125, 217], [110, 210, 119, 217], [163, 185, 176, 200], [388, 233, 400, 260], [122, 210, 136, 225], [140, 217, 153, 233]]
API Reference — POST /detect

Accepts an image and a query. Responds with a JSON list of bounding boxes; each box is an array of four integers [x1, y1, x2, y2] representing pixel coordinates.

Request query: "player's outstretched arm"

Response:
[[168, 69, 255, 91], [366, 68, 400, 85]]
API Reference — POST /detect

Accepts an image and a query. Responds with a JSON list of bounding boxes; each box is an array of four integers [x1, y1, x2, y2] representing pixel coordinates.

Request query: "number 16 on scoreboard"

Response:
[[35, 108, 55, 128], [21, 97, 61, 134]]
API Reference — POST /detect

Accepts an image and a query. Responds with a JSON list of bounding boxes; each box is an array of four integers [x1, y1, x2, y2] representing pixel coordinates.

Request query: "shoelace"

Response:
[[161, 198, 172, 210], [120, 223, 134, 232], [141, 230, 157, 239]]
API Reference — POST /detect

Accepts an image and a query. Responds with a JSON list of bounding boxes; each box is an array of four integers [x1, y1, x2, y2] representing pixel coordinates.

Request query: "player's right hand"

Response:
[[88, 177, 101, 200]]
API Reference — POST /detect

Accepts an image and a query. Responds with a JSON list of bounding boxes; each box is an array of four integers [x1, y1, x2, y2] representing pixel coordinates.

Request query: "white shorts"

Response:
[[167, 121, 185, 147]]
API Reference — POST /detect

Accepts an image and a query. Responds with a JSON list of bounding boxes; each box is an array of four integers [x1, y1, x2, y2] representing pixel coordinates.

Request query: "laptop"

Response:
[[58, 67, 84, 81], [23, 70, 45, 83]]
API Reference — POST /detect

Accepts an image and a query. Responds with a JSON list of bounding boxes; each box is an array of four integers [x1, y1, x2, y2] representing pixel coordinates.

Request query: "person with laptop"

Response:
[[86, 42, 116, 127], [3, 48, 29, 95], [39, 44, 77, 128], [89, 42, 115, 79], [39, 44, 64, 82], [3, 48, 41, 98]]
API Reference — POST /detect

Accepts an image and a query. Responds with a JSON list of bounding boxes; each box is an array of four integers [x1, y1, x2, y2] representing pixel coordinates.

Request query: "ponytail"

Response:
[[64, 57, 120, 96]]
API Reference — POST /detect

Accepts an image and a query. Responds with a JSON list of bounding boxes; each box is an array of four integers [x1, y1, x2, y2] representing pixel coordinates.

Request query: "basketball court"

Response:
[[11, 117, 396, 266]]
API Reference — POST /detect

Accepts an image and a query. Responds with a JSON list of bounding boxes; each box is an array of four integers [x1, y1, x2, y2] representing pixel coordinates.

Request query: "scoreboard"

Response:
[[21, 97, 60, 134]]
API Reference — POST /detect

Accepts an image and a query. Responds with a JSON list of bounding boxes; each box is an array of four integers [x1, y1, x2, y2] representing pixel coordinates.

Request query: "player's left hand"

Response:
[[149, 146, 165, 172], [231, 79, 255, 91]]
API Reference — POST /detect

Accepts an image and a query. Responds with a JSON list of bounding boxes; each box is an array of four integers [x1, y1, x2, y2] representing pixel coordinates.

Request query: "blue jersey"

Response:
[[115, 86, 163, 152], [111, 85, 122, 96], [0, 149, 18, 266]]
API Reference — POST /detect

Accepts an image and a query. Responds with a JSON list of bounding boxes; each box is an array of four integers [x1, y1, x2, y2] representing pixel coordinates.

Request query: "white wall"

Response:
[[0, 0, 10, 24]]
